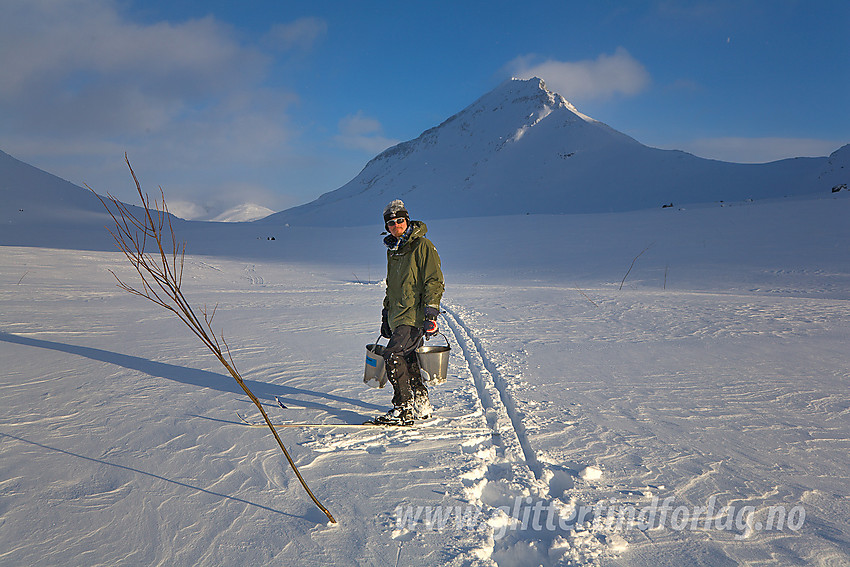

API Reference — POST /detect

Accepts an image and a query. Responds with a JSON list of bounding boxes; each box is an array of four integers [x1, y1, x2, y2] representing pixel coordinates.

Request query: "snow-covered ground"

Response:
[[2, 194, 850, 566]]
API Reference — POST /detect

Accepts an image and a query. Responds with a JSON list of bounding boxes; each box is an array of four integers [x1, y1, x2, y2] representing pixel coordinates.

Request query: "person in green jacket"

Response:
[[373, 199, 445, 426]]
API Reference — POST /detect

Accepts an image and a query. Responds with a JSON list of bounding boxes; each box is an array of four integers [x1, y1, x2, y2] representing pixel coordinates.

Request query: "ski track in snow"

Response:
[[284, 301, 616, 565], [443, 304, 542, 479], [441, 303, 613, 566]]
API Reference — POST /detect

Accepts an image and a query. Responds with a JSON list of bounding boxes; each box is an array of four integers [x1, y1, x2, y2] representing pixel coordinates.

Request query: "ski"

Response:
[[236, 412, 494, 432]]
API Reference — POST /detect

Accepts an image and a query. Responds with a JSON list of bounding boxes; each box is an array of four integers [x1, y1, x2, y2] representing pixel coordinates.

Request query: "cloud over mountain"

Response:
[[507, 48, 651, 102]]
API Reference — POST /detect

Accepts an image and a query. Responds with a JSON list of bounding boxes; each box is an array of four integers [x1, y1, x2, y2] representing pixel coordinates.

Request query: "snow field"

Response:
[[445, 282, 850, 565], [2, 193, 850, 565]]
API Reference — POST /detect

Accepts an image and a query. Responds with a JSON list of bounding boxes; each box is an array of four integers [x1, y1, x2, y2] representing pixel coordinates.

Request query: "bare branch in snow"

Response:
[[87, 155, 336, 524], [619, 242, 655, 291]]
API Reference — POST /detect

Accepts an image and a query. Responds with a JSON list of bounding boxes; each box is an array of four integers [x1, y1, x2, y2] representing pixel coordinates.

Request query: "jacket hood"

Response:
[[409, 220, 428, 239]]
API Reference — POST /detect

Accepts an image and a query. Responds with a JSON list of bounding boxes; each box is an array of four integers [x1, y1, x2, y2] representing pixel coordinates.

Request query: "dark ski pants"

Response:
[[383, 325, 427, 407]]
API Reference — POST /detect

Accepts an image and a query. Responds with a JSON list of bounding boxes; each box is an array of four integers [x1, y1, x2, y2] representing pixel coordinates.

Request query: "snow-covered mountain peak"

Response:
[[262, 78, 657, 225], [444, 77, 596, 133], [261, 74, 846, 226], [498, 77, 596, 122], [362, 77, 617, 172]]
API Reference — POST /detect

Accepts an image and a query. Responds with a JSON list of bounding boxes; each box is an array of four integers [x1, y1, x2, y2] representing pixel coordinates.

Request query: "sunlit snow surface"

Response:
[[2, 193, 850, 566]]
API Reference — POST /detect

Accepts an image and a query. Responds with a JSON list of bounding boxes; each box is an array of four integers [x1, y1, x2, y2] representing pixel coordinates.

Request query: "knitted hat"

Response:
[[383, 199, 409, 223]]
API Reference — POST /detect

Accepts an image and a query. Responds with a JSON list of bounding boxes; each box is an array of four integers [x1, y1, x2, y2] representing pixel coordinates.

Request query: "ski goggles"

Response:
[[386, 217, 408, 226]]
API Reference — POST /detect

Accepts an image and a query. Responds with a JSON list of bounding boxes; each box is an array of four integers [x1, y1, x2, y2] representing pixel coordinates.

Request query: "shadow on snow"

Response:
[[0, 331, 384, 422]]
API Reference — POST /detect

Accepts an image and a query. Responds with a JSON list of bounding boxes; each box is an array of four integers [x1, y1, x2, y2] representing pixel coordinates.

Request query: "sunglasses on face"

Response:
[[386, 218, 407, 226]]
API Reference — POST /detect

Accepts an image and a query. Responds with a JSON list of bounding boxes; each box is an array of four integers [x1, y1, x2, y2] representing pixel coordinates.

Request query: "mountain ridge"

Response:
[[1, 78, 847, 236], [263, 78, 847, 227]]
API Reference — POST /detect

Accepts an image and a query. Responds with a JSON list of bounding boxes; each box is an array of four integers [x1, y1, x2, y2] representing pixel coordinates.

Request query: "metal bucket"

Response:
[[364, 338, 388, 388], [416, 333, 451, 385]]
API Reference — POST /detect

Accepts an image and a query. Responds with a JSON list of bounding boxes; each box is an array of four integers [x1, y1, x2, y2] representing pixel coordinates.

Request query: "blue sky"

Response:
[[1, 0, 848, 218]]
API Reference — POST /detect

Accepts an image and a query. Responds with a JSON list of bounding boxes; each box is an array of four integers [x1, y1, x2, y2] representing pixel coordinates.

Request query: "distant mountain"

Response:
[[263, 78, 848, 227], [0, 149, 180, 249], [1, 149, 110, 219]]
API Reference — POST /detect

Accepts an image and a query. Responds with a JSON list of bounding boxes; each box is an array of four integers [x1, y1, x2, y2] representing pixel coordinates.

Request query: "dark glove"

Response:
[[423, 306, 440, 338], [381, 308, 392, 339]]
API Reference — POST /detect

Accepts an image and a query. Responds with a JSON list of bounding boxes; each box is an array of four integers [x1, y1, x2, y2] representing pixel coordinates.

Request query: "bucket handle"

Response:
[[425, 331, 450, 348], [376, 331, 449, 347]]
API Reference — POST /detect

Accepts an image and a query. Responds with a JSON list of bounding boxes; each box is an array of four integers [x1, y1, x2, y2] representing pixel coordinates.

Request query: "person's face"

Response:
[[386, 217, 407, 238]]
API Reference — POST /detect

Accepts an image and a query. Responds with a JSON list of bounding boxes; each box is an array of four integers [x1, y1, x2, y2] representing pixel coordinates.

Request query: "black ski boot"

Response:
[[373, 404, 414, 426]]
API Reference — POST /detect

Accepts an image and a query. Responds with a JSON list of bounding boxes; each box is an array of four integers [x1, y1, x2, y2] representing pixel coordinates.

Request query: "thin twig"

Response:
[[87, 155, 336, 523], [619, 242, 655, 291], [574, 284, 599, 307]]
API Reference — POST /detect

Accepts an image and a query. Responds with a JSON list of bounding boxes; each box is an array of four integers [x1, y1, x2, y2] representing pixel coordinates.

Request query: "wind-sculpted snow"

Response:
[[2, 193, 850, 565]]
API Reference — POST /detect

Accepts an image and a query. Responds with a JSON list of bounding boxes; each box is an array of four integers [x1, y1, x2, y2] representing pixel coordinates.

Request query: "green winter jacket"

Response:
[[383, 221, 444, 331]]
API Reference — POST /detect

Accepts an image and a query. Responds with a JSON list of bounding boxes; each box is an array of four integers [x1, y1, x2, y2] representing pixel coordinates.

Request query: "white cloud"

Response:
[[263, 17, 328, 51], [334, 112, 399, 154], [674, 137, 844, 163], [166, 200, 209, 221], [507, 47, 651, 102], [0, 0, 311, 213], [0, 0, 267, 104]]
